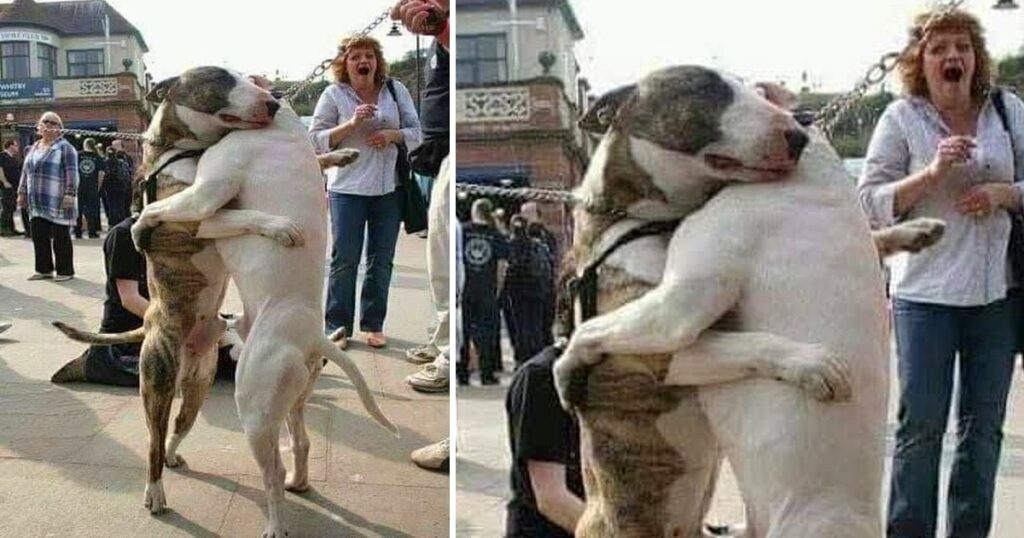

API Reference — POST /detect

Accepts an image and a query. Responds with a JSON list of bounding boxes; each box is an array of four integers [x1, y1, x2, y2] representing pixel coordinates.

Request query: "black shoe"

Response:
[[88, 233, 99, 238], [480, 374, 499, 385]]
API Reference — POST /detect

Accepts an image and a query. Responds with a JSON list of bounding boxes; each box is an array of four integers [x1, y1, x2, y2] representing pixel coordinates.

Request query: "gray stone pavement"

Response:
[[456, 339, 1024, 537], [0, 229, 448, 537]]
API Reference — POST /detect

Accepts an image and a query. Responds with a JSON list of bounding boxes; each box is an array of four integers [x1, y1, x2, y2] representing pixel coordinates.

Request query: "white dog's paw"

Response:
[[775, 344, 852, 402], [260, 217, 305, 248], [262, 523, 290, 538], [144, 480, 167, 514], [130, 217, 156, 252]]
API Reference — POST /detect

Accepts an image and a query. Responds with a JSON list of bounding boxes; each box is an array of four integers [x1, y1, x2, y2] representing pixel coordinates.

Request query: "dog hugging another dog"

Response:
[[553, 65, 944, 537], [52, 66, 397, 538]]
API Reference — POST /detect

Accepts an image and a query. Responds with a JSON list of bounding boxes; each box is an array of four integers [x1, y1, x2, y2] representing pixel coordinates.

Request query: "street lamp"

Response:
[[994, 0, 1019, 9], [387, 23, 422, 115]]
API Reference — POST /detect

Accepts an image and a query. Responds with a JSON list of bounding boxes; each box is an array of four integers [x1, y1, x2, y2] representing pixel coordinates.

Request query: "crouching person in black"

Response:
[[51, 215, 236, 385], [505, 345, 584, 536]]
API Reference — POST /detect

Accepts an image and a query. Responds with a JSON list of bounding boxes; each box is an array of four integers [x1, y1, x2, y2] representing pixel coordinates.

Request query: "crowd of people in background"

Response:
[[456, 197, 559, 386]]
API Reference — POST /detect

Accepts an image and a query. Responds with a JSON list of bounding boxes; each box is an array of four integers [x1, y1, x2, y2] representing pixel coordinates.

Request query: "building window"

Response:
[[67, 49, 104, 77], [1, 42, 30, 79], [38, 43, 56, 78], [457, 34, 507, 86]]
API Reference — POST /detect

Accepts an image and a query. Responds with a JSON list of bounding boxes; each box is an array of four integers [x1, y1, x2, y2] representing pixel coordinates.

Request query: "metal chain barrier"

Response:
[[281, 6, 394, 101], [814, 0, 965, 134], [456, 183, 580, 205]]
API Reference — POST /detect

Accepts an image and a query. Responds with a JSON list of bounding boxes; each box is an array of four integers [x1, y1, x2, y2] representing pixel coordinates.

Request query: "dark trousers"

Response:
[[325, 191, 402, 335], [30, 217, 74, 276], [462, 289, 501, 379], [887, 295, 1019, 538], [0, 186, 16, 234], [75, 179, 101, 236], [101, 186, 128, 228], [506, 289, 551, 367]]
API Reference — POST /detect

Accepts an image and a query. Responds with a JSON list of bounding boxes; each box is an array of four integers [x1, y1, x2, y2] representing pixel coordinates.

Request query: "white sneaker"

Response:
[[411, 438, 449, 471], [405, 344, 439, 365], [406, 363, 449, 393]]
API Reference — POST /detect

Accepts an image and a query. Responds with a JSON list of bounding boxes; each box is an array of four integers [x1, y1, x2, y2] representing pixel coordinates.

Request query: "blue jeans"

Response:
[[325, 191, 401, 335], [887, 295, 1019, 538]]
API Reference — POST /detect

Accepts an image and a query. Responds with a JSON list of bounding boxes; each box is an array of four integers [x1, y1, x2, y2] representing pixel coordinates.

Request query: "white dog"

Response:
[[131, 76, 398, 538], [557, 66, 890, 537]]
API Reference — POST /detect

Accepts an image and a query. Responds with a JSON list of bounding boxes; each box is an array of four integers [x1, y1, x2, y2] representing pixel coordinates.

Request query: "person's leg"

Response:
[[410, 166, 451, 362], [52, 222, 74, 277], [887, 298, 960, 538], [325, 193, 368, 337], [359, 191, 402, 334], [947, 294, 1018, 537], [30, 217, 54, 275], [74, 197, 85, 238], [478, 296, 501, 383], [0, 188, 14, 234], [83, 184, 101, 236]]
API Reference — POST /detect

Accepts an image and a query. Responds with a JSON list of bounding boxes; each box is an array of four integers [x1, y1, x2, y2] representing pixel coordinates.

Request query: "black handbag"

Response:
[[991, 87, 1024, 351], [386, 78, 428, 235]]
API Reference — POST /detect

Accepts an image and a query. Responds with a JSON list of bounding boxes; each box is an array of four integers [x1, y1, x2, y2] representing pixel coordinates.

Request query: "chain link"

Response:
[[1, 122, 150, 142], [814, 0, 965, 135], [282, 6, 394, 101]]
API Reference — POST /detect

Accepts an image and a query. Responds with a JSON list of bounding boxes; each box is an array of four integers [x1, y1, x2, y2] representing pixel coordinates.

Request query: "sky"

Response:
[[572, 0, 1024, 94], [105, 0, 422, 82]]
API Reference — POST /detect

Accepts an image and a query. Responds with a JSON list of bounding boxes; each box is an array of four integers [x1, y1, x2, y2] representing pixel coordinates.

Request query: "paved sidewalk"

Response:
[[0, 230, 448, 537], [456, 342, 1024, 537]]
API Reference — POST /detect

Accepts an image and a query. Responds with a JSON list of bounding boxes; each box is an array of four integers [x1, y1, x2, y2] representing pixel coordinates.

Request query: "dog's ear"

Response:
[[579, 84, 636, 134], [754, 82, 798, 111], [146, 76, 180, 103]]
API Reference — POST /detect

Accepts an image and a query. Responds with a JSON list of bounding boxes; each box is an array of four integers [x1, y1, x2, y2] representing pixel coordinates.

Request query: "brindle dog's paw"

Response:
[[896, 217, 945, 252], [130, 218, 156, 252], [317, 148, 360, 170]]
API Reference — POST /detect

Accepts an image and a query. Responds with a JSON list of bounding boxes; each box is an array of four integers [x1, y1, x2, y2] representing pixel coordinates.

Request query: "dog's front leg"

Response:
[[132, 161, 241, 250], [664, 330, 852, 402], [196, 209, 306, 247], [555, 274, 739, 408]]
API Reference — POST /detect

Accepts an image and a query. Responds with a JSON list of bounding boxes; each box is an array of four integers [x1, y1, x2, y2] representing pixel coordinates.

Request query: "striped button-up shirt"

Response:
[[308, 80, 422, 196], [18, 137, 78, 226], [858, 93, 1024, 306]]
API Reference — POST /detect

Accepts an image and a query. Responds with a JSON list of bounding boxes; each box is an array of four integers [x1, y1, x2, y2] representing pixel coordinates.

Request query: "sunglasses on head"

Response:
[[40, 120, 58, 126]]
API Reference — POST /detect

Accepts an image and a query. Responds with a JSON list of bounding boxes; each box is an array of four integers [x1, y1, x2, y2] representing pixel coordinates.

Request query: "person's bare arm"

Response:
[[0, 167, 11, 189], [115, 279, 149, 319], [496, 259, 508, 298], [528, 461, 585, 533]]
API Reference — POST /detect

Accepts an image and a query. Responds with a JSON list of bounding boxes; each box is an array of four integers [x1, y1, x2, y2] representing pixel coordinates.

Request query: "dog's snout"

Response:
[[785, 129, 809, 161], [266, 100, 280, 118]]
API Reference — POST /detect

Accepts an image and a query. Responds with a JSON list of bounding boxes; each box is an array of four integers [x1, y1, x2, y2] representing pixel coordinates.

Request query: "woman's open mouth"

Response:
[[942, 65, 964, 82], [357, 66, 371, 76]]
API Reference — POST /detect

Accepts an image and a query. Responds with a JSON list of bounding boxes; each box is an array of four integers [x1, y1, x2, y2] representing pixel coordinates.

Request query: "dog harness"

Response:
[[137, 149, 206, 209]]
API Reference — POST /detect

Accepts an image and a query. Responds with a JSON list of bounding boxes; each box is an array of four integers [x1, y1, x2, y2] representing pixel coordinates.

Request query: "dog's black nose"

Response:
[[266, 100, 280, 118], [785, 128, 809, 161]]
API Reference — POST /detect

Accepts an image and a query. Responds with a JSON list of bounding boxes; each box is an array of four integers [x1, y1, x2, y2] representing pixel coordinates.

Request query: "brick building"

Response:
[[0, 0, 151, 160], [455, 0, 589, 247]]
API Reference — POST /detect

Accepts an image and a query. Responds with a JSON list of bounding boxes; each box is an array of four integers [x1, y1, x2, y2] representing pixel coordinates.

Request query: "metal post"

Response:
[[416, 34, 422, 116]]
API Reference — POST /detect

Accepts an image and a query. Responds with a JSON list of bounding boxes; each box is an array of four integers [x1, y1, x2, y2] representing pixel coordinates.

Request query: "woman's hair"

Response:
[[3, 139, 16, 149], [898, 8, 993, 103], [331, 35, 388, 87], [38, 111, 63, 128]]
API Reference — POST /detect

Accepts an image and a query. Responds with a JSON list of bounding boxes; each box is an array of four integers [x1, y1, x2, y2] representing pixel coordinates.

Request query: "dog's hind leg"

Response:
[[284, 357, 322, 492], [165, 347, 218, 468], [139, 327, 178, 514], [236, 338, 309, 537]]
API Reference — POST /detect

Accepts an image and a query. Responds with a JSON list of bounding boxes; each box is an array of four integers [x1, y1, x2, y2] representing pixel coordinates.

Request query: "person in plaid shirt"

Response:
[[16, 111, 78, 281]]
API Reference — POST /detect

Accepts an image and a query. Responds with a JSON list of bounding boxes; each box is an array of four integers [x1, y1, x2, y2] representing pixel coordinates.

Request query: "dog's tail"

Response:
[[51, 321, 145, 345], [319, 339, 400, 438]]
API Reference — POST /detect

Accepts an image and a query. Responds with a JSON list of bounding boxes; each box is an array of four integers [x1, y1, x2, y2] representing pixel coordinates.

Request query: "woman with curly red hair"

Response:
[[859, 9, 1023, 536]]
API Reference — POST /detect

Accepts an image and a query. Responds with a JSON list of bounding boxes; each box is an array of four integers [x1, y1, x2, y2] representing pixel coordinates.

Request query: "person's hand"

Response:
[[928, 136, 975, 182], [61, 194, 74, 210], [16, 193, 26, 209], [367, 129, 401, 149], [247, 75, 273, 90], [391, 0, 446, 35], [0, 179, 10, 189], [348, 104, 377, 128], [955, 183, 1016, 218]]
